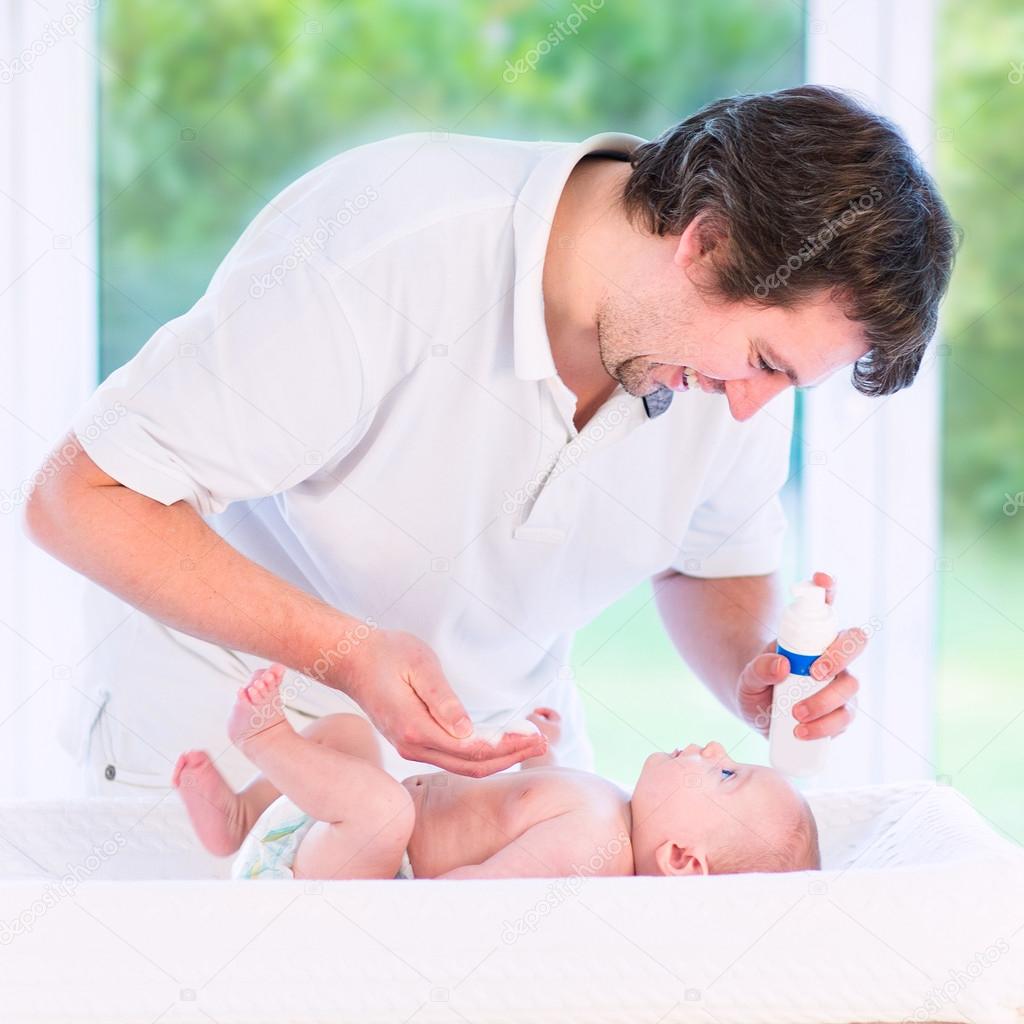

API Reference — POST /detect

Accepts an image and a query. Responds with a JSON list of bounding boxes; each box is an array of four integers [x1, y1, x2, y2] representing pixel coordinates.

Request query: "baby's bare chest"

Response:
[[404, 769, 623, 867]]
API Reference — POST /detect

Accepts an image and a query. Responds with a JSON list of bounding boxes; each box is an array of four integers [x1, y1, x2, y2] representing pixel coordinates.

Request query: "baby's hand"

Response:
[[527, 707, 562, 747]]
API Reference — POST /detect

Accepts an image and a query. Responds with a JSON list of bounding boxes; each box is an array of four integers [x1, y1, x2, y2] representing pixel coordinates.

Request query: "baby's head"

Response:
[[630, 741, 820, 876]]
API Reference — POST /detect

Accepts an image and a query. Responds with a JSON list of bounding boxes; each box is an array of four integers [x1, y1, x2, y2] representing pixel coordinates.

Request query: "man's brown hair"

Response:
[[623, 85, 960, 396]]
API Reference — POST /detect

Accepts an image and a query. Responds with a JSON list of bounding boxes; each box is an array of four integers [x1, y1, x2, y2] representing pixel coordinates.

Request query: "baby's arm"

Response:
[[436, 808, 604, 879], [520, 708, 561, 769]]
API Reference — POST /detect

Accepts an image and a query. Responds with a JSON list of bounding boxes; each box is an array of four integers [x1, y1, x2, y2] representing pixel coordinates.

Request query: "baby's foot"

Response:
[[227, 664, 291, 754], [172, 750, 250, 856]]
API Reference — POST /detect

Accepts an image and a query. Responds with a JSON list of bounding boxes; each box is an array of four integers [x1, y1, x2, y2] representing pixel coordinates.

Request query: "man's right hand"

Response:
[[344, 628, 547, 777]]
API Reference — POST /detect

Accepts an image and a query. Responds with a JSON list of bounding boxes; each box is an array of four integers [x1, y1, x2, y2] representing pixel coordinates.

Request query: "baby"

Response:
[[174, 665, 820, 880]]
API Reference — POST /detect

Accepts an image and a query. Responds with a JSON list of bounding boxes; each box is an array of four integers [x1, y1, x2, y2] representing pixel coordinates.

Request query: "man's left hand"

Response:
[[736, 572, 864, 740]]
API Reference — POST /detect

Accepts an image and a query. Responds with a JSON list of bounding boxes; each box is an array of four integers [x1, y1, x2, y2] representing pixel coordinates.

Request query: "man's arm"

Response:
[[23, 433, 545, 775], [25, 433, 368, 687], [653, 569, 864, 741], [651, 570, 783, 716]]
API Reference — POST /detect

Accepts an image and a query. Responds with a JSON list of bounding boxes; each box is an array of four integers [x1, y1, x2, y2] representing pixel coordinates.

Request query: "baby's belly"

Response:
[[400, 770, 577, 878]]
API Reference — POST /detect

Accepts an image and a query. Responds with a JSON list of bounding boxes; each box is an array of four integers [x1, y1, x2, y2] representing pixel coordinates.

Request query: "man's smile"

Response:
[[653, 364, 712, 393]]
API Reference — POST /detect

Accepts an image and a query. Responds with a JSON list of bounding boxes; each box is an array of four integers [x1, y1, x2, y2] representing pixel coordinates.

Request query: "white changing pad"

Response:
[[0, 779, 1021, 1023]]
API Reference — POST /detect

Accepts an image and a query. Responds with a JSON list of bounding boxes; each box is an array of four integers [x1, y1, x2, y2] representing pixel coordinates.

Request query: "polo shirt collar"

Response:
[[511, 132, 646, 383]]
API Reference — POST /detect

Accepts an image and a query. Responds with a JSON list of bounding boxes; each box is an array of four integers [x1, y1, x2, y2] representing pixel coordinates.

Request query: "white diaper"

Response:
[[231, 794, 415, 880]]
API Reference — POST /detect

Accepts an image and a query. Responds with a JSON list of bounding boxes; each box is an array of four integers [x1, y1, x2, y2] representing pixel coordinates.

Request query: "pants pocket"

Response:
[[90, 702, 173, 790], [57, 685, 110, 764]]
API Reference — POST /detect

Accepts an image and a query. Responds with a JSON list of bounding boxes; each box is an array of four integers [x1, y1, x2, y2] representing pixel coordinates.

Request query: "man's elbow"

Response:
[[23, 459, 65, 553], [22, 434, 89, 553]]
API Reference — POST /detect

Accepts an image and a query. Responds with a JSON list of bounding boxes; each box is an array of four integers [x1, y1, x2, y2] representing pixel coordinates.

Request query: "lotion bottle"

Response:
[[769, 580, 838, 777]]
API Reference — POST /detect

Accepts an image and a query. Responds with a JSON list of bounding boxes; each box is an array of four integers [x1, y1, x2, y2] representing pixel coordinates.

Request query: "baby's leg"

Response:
[[175, 669, 384, 857], [173, 750, 263, 856], [231, 666, 414, 880]]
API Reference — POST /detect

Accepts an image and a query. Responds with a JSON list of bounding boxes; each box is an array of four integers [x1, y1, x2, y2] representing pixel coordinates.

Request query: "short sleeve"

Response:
[[672, 391, 795, 578], [72, 255, 365, 516]]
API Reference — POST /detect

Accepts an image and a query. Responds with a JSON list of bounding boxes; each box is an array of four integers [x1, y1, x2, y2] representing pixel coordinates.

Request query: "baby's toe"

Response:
[[173, 750, 206, 787]]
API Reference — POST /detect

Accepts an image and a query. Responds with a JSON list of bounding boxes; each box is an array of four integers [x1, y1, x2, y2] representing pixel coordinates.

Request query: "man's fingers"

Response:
[[812, 571, 837, 605], [402, 730, 544, 767], [411, 732, 546, 777], [794, 670, 859, 723], [793, 700, 855, 740], [750, 652, 789, 686], [460, 731, 546, 762], [408, 664, 473, 739], [419, 746, 543, 778], [810, 627, 868, 682]]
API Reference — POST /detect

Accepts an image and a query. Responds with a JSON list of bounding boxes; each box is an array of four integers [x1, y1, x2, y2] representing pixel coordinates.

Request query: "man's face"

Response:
[[596, 267, 871, 423]]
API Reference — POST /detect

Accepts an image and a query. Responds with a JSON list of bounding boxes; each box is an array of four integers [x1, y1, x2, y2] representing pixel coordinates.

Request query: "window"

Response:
[[934, 0, 1024, 845], [98, 1, 806, 787]]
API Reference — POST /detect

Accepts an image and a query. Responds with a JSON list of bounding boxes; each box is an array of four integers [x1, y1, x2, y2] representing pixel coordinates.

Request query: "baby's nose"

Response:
[[700, 741, 726, 759]]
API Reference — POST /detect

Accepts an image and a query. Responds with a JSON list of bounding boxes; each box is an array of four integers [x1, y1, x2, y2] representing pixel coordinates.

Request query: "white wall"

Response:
[[0, 0, 100, 796]]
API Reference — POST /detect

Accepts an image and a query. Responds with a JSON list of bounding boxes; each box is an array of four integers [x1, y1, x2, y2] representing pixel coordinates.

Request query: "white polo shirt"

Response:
[[70, 131, 794, 786]]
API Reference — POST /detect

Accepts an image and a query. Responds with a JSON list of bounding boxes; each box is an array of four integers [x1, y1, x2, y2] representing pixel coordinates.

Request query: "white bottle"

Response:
[[768, 580, 838, 777]]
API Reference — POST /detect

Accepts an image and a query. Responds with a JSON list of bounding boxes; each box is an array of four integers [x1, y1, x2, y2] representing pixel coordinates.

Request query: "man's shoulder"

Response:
[[216, 131, 565, 284], [341, 130, 564, 181], [276, 131, 565, 228]]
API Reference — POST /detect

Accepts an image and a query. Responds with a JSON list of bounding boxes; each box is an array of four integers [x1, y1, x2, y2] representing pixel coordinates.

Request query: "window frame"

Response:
[[803, 0, 940, 786], [3, 0, 938, 795]]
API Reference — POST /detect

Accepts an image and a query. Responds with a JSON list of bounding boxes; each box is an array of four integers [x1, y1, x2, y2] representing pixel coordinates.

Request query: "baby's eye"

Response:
[[757, 357, 777, 374], [720, 768, 737, 779]]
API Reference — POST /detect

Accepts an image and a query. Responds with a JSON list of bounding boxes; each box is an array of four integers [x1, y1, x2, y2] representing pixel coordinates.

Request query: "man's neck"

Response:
[[541, 157, 635, 431]]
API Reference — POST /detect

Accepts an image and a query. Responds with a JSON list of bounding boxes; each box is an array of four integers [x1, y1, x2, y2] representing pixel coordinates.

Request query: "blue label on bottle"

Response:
[[776, 644, 820, 677]]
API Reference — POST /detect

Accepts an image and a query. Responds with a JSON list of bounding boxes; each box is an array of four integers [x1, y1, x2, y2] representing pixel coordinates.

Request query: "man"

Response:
[[26, 85, 956, 791]]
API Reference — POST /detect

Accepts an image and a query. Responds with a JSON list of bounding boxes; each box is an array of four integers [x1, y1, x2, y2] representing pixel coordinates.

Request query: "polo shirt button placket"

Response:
[[512, 447, 569, 544]]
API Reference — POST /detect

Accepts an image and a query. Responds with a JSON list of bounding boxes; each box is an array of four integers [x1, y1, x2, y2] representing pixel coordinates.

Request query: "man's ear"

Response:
[[654, 839, 709, 877], [672, 213, 725, 270]]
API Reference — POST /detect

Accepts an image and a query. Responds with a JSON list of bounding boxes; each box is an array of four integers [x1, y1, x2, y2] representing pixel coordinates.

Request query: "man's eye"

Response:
[[720, 768, 736, 779]]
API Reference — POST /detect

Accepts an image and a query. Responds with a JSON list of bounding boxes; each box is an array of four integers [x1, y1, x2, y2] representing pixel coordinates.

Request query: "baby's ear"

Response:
[[655, 840, 708, 877]]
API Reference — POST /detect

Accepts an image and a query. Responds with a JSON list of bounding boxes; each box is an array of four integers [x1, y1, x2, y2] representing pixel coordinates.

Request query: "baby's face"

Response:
[[630, 741, 807, 875]]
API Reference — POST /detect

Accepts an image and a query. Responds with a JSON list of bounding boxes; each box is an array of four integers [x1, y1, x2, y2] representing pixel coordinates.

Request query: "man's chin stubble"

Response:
[[612, 357, 661, 398]]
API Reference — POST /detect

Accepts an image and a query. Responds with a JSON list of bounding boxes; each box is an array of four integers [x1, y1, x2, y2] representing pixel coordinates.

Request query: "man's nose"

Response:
[[724, 376, 791, 422]]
